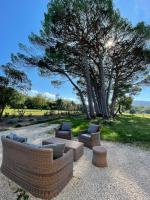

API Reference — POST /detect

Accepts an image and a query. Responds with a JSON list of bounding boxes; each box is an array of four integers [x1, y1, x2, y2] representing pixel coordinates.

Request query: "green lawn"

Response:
[[4, 108, 78, 116], [4, 108, 48, 116], [49, 114, 150, 149]]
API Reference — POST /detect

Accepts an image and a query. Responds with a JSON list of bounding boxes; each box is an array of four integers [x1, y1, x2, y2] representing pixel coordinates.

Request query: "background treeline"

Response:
[[130, 106, 150, 114], [7, 90, 81, 111]]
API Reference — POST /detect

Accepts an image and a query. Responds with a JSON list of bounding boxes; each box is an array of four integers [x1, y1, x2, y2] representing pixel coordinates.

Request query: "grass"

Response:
[[4, 108, 47, 116], [3, 108, 79, 116], [49, 114, 150, 149], [102, 114, 150, 146]]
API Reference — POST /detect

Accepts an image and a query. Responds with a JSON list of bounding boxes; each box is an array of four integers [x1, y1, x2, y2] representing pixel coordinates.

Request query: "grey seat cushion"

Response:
[[6, 133, 27, 143], [80, 134, 91, 139], [42, 143, 65, 159], [88, 124, 99, 134], [58, 130, 70, 135], [61, 122, 72, 131], [27, 143, 41, 148]]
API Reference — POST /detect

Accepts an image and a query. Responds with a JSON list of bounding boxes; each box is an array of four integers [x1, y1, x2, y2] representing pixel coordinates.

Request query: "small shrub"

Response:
[[14, 188, 29, 200], [4, 112, 9, 118], [145, 109, 150, 114], [18, 119, 24, 123], [28, 113, 32, 118], [44, 112, 49, 116], [15, 124, 22, 128], [7, 119, 18, 124], [130, 109, 136, 114], [11, 113, 16, 118], [17, 109, 25, 118], [28, 118, 35, 122]]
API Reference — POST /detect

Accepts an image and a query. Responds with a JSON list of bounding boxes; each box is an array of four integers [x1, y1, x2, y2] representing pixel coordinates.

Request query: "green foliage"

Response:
[[55, 98, 63, 110], [130, 109, 136, 114], [15, 123, 23, 128], [119, 96, 133, 111], [14, 188, 29, 200], [0, 87, 16, 118], [9, 90, 26, 109], [30, 94, 48, 109], [0, 63, 30, 118], [134, 21, 150, 39]]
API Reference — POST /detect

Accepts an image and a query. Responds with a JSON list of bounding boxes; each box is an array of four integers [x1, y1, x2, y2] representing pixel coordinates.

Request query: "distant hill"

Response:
[[133, 101, 150, 107]]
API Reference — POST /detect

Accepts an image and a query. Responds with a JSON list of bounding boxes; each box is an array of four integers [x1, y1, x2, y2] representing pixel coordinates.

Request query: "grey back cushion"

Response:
[[61, 122, 72, 131], [88, 124, 99, 134], [6, 133, 27, 143], [6, 133, 15, 140], [42, 143, 65, 159]]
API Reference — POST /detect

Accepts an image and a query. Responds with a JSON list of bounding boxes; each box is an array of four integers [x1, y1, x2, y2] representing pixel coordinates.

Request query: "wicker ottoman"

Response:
[[92, 146, 107, 167]]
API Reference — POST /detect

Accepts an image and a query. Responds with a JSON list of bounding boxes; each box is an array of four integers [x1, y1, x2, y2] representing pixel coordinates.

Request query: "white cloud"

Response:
[[43, 92, 56, 99], [28, 90, 80, 102], [29, 90, 39, 96], [63, 97, 80, 103], [28, 90, 56, 99]]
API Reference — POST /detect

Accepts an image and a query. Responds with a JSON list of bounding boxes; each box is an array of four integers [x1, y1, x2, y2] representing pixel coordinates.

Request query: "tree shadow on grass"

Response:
[[48, 114, 150, 149], [102, 114, 150, 149]]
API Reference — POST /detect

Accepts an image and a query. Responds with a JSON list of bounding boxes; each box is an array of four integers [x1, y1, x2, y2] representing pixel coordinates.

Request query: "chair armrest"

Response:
[[91, 131, 100, 138], [54, 128, 59, 131], [54, 128, 60, 137], [67, 130, 72, 140], [91, 132, 100, 146], [67, 130, 72, 135], [78, 130, 88, 136]]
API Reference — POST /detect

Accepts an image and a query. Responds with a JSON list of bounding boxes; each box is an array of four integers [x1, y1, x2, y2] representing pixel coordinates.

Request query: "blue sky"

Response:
[[0, 0, 150, 101]]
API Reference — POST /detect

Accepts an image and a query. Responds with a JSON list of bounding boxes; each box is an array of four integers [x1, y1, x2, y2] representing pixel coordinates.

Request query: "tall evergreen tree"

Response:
[[11, 0, 150, 120]]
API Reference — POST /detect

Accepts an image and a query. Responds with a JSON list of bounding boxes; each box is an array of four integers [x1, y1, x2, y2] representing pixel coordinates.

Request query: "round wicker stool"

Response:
[[92, 146, 107, 167]]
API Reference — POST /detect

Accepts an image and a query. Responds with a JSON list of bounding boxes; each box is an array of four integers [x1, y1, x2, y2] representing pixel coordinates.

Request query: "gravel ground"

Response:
[[0, 124, 150, 200]]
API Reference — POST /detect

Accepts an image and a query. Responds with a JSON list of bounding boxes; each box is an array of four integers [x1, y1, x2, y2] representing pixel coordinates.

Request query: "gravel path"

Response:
[[0, 124, 150, 200]]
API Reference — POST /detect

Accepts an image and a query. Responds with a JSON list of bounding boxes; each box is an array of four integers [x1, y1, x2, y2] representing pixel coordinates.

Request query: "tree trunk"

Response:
[[0, 106, 5, 120], [98, 58, 109, 120], [110, 77, 119, 117], [93, 84, 103, 117], [106, 65, 114, 107], [83, 56, 95, 119], [79, 93, 90, 118], [110, 95, 117, 117], [91, 77, 102, 116], [91, 87, 100, 117]]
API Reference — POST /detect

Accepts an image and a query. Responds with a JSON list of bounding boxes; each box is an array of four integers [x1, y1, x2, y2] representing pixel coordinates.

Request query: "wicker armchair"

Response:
[[1, 136, 73, 200], [55, 122, 72, 140], [78, 124, 100, 149]]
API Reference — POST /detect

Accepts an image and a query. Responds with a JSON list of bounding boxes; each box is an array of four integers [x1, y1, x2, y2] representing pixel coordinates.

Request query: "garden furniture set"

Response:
[[1, 122, 107, 200]]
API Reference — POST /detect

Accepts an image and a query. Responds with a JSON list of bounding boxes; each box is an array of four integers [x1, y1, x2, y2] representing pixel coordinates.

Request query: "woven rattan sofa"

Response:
[[78, 124, 100, 149], [1, 136, 73, 199]]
